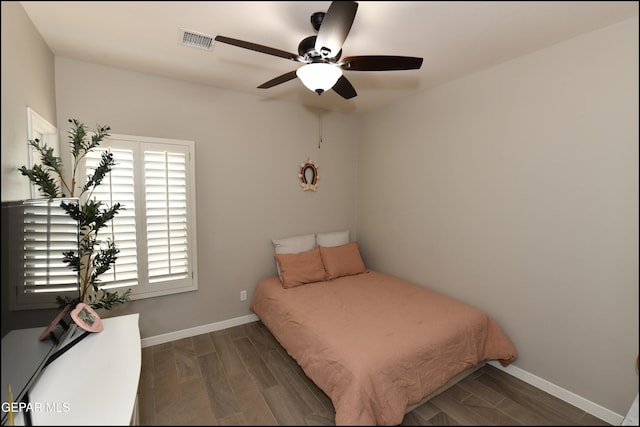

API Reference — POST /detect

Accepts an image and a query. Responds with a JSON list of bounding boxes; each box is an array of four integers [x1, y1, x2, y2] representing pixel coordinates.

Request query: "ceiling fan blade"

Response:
[[314, 1, 358, 59], [341, 55, 424, 71], [257, 70, 298, 89], [332, 75, 357, 99], [215, 35, 303, 62]]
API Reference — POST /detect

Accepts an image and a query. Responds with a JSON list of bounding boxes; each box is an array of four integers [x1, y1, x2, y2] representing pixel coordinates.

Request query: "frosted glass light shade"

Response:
[[296, 63, 343, 94]]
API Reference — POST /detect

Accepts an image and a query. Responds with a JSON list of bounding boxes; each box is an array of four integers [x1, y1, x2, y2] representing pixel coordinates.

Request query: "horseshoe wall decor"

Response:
[[299, 160, 319, 191]]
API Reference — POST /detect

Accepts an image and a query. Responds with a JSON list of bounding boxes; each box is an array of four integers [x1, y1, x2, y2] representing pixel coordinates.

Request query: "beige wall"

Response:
[[357, 17, 638, 416], [52, 57, 359, 340], [1, 1, 62, 333], [1, 1, 57, 201]]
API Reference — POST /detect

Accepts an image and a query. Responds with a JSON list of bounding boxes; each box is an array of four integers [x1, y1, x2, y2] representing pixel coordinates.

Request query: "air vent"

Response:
[[179, 28, 214, 51]]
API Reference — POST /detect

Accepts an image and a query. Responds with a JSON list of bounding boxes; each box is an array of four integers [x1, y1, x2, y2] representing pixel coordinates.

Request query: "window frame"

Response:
[[83, 133, 199, 300], [26, 107, 58, 200]]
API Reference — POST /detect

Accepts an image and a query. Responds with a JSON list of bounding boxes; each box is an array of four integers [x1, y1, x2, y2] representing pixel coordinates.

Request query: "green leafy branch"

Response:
[[20, 119, 131, 310]]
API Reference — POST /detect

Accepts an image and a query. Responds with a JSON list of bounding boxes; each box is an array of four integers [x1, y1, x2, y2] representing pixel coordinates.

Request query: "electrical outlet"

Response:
[[240, 290, 247, 301]]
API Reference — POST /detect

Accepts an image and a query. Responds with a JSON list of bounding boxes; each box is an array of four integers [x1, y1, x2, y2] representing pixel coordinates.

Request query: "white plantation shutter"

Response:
[[22, 200, 79, 294], [83, 134, 197, 299], [2, 198, 82, 310], [144, 151, 190, 283], [85, 148, 139, 288]]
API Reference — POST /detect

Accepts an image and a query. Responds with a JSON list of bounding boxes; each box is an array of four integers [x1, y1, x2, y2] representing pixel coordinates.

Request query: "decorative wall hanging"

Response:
[[299, 160, 319, 191]]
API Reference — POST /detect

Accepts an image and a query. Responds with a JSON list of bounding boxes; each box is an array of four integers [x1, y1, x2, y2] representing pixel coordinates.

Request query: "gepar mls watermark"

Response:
[[2, 401, 71, 414]]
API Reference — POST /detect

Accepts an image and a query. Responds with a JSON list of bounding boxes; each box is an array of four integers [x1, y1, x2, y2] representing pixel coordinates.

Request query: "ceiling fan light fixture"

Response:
[[296, 63, 342, 94]]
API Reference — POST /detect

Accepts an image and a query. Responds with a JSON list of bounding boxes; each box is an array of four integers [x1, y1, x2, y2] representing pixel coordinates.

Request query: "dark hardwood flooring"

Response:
[[137, 321, 610, 426]]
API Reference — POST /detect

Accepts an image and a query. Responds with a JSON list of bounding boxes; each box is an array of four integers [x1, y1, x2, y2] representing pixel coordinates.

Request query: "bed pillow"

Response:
[[274, 247, 326, 288], [272, 233, 316, 281], [316, 230, 349, 247], [319, 241, 366, 280]]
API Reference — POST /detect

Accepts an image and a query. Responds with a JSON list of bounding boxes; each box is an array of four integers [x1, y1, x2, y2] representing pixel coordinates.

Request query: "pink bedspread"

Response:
[[250, 270, 517, 425]]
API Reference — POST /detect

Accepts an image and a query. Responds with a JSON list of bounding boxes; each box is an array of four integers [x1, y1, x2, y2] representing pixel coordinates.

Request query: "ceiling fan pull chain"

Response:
[[318, 114, 323, 149]]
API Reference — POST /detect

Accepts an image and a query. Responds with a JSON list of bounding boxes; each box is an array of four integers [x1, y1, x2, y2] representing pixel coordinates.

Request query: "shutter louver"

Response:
[[144, 151, 190, 283]]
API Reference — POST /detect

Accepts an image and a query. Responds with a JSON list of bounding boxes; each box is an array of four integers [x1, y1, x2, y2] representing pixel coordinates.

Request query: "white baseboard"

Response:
[[140, 313, 259, 348], [488, 361, 624, 426], [141, 318, 623, 425]]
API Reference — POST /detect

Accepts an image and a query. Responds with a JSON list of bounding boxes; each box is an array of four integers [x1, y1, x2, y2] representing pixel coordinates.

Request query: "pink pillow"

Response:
[[274, 247, 326, 288], [319, 241, 366, 280]]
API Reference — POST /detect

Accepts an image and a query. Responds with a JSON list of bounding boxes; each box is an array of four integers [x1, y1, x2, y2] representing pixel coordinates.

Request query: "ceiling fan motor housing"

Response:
[[298, 35, 341, 62], [311, 12, 325, 31], [298, 35, 317, 58]]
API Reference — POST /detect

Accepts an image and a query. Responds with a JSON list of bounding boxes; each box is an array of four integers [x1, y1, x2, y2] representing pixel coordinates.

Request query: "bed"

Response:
[[251, 246, 518, 426]]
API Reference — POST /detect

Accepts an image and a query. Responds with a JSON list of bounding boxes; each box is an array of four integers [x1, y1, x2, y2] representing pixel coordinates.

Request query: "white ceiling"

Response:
[[20, 1, 638, 114]]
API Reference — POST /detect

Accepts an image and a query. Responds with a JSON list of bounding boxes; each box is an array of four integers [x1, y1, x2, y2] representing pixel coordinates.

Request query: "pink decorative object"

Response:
[[39, 304, 71, 341], [70, 303, 104, 333]]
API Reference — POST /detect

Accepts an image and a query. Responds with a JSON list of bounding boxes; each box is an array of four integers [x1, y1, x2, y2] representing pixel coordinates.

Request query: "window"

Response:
[[22, 200, 79, 297], [4, 109, 68, 311], [2, 198, 81, 311], [84, 134, 198, 299], [27, 107, 59, 199]]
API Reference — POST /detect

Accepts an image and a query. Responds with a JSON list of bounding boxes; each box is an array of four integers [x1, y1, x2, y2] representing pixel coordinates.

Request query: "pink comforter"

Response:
[[250, 270, 517, 425]]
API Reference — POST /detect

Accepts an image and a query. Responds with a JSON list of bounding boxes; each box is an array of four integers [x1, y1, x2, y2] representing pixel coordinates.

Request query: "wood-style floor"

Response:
[[137, 321, 610, 426]]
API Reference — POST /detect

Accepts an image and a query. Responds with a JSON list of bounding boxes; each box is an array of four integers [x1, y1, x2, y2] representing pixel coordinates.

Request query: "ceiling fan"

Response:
[[214, 1, 423, 99]]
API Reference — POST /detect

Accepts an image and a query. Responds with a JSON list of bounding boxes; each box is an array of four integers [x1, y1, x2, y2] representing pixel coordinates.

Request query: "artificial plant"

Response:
[[19, 118, 131, 310]]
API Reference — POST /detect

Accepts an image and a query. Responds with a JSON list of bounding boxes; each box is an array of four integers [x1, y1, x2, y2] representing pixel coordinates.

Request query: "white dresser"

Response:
[[622, 393, 639, 426], [11, 313, 141, 426]]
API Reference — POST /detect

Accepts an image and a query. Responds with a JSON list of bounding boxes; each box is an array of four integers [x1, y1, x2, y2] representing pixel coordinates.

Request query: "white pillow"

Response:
[[316, 230, 349, 247], [272, 233, 316, 254], [272, 233, 316, 280]]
